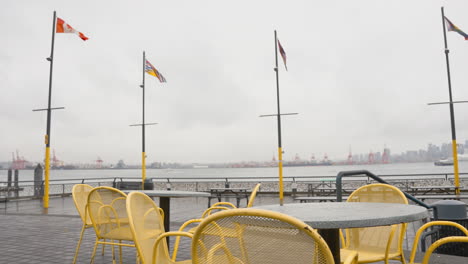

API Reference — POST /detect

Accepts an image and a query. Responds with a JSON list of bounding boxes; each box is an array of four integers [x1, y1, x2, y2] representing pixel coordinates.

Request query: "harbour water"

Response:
[[2, 162, 468, 182]]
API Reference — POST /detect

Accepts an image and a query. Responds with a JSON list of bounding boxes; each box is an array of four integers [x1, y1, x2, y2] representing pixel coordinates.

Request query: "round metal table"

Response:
[[255, 202, 429, 264]]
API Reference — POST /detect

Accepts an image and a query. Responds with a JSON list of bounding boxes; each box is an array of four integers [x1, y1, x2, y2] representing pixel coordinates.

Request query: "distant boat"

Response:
[[192, 165, 209, 169], [434, 159, 453, 166], [434, 154, 468, 166]]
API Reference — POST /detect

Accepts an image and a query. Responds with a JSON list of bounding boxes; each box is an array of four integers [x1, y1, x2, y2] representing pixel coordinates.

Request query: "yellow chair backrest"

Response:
[[409, 220, 468, 264], [127, 191, 170, 264], [87, 186, 128, 239], [192, 208, 334, 264], [246, 184, 261, 208], [345, 183, 408, 262], [72, 184, 93, 225], [347, 183, 408, 204]]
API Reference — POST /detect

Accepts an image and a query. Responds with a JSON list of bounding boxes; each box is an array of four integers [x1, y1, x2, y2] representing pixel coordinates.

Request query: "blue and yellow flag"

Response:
[[145, 60, 167, 83], [445, 17, 468, 40]]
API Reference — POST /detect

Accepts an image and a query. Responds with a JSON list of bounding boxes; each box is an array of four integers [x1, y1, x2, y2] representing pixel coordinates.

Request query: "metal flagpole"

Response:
[[130, 51, 157, 189], [441, 6, 460, 195], [274, 30, 285, 205], [33, 11, 65, 208], [142, 51, 147, 189], [260, 31, 297, 205], [43, 11, 57, 208]]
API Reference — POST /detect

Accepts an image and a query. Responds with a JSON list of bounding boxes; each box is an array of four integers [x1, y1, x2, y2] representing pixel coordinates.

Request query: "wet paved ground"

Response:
[[0, 195, 466, 263]]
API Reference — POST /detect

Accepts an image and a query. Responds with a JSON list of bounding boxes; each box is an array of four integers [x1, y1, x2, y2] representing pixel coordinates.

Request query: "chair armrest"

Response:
[[173, 218, 203, 261], [202, 206, 231, 218], [422, 236, 468, 264], [210, 202, 237, 209], [409, 220, 468, 264], [152, 231, 193, 263]]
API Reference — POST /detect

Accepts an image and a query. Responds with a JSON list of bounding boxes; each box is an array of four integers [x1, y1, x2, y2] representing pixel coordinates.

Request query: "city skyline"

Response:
[[4, 139, 467, 168], [2, 1, 468, 164]]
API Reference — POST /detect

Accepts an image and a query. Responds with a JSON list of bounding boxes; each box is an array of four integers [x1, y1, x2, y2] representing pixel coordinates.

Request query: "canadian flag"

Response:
[[56, 17, 88, 41]]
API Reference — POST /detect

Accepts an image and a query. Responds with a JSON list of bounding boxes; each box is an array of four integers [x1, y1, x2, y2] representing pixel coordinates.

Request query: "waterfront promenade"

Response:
[[1, 194, 467, 263]]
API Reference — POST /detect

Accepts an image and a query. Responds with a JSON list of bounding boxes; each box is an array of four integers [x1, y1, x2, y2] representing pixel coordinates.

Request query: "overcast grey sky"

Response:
[[2, 0, 468, 165]]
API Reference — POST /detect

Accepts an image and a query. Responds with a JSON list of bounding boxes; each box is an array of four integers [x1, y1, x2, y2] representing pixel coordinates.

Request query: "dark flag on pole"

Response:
[[277, 39, 288, 71], [444, 16, 468, 40]]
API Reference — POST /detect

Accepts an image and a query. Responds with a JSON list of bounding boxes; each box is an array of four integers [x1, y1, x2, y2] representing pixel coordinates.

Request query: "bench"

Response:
[[409, 186, 462, 195], [307, 184, 356, 197], [294, 196, 349, 203], [115, 181, 142, 190], [114, 180, 154, 190], [0, 195, 8, 210], [208, 188, 249, 207], [414, 195, 468, 202]]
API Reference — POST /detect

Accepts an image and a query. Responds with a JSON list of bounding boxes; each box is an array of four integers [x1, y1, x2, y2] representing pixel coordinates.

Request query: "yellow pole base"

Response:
[[452, 140, 460, 195], [43, 146, 50, 208], [142, 152, 146, 190], [278, 147, 284, 206]]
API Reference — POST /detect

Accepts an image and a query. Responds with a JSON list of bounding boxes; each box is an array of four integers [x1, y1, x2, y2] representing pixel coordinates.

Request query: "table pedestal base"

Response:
[[318, 228, 340, 264]]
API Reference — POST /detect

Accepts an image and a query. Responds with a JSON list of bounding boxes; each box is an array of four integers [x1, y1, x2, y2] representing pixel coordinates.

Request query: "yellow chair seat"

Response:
[[155, 259, 192, 264], [339, 249, 359, 264], [101, 226, 135, 241], [341, 248, 399, 264]]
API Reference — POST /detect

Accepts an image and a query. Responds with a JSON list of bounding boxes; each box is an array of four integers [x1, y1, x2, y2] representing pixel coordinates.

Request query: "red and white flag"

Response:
[[56, 17, 88, 41]]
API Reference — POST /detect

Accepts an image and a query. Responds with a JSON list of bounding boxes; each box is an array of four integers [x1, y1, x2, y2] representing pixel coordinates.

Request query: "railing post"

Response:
[[225, 178, 230, 188], [166, 179, 171, 190], [291, 178, 297, 197], [34, 164, 43, 198], [14, 170, 19, 198], [7, 169, 12, 187], [40, 180, 44, 197]]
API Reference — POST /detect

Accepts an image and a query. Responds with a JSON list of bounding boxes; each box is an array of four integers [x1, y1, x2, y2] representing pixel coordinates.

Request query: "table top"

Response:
[[255, 202, 429, 229], [124, 190, 211, 198]]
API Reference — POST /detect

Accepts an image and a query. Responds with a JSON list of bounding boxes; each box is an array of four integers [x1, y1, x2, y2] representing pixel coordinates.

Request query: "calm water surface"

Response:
[[2, 162, 468, 182]]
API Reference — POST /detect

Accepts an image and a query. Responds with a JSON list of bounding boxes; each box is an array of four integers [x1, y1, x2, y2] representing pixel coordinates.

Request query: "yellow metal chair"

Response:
[[341, 183, 408, 264], [408, 220, 468, 264], [126, 191, 192, 264], [172, 184, 263, 259], [192, 208, 356, 264], [72, 184, 94, 264], [87, 186, 136, 264]]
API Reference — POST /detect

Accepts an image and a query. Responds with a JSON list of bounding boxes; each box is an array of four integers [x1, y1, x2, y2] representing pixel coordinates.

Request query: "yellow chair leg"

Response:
[[119, 241, 123, 264], [72, 224, 86, 264], [111, 240, 116, 264], [102, 239, 106, 256], [90, 239, 99, 264]]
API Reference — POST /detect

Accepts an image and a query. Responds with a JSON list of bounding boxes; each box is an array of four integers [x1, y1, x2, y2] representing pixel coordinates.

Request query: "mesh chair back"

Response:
[[72, 184, 93, 225], [192, 208, 334, 264], [246, 184, 261, 208], [126, 192, 170, 264], [345, 183, 408, 260], [87, 187, 129, 239]]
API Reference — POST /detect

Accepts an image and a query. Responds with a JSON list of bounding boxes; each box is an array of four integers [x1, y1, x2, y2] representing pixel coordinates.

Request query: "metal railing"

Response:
[[0, 172, 466, 201]]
